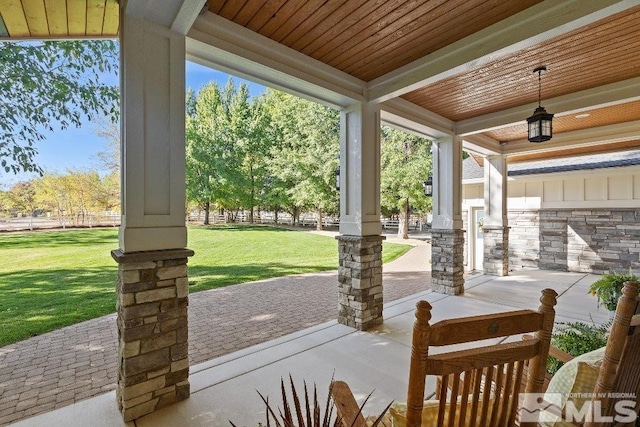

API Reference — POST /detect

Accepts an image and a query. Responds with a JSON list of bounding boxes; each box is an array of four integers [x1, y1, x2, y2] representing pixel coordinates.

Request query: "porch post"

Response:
[[431, 135, 465, 295], [483, 155, 509, 276], [113, 12, 191, 422], [336, 102, 384, 330]]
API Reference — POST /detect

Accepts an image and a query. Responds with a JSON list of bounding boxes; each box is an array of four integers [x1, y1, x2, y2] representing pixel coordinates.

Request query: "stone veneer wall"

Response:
[[336, 235, 385, 330], [112, 248, 194, 422], [508, 209, 640, 274], [483, 226, 509, 276], [431, 229, 465, 295], [508, 210, 541, 270]]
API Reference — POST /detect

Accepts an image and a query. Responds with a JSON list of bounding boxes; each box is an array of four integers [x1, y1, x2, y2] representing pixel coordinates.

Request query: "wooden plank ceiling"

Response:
[[208, 0, 543, 82], [0, 0, 119, 38], [402, 5, 640, 122]]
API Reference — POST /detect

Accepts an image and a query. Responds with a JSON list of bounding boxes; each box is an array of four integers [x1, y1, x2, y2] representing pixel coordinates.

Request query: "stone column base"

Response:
[[483, 226, 509, 276], [431, 229, 465, 295], [112, 248, 194, 422], [336, 235, 385, 330]]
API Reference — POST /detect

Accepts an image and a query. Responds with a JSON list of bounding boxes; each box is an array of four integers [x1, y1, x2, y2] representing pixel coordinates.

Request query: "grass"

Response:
[[0, 225, 412, 346]]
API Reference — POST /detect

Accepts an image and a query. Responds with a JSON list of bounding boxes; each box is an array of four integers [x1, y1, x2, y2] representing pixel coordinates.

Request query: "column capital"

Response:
[[336, 234, 386, 244], [111, 248, 194, 264]]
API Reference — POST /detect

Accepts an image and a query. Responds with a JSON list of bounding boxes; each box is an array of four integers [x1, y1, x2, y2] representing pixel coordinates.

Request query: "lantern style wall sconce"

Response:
[[423, 177, 433, 197], [334, 167, 340, 191], [527, 66, 554, 143]]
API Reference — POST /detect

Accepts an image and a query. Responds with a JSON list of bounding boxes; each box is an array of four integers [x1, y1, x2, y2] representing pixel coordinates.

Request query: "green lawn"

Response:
[[0, 225, 411, 346]]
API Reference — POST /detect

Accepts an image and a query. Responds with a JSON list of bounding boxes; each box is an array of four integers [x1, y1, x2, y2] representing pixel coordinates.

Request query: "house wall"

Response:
[[462, 167, 640, 274]]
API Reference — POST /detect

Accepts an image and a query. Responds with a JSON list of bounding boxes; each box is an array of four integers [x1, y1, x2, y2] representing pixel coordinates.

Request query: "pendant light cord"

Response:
[[538, 69, 542, 108]]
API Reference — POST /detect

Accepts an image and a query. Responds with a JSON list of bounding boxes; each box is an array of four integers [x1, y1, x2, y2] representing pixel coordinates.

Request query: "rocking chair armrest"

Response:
[[522, 334, 574, 363], [331, 381, 367, 427]]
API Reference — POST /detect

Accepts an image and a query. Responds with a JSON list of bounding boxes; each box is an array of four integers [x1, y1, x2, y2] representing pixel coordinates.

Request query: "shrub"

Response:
[[547, 320, 610, 375], [588, 271, 638, 311], [230, 376, 391, 427]]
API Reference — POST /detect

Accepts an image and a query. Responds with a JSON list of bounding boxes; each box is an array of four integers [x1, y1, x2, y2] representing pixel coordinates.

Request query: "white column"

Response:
[[430, 135, 465, 295], [338, 102, 382, 236], [115, 12, 192, 422], [482, 154, 509, 276], [483, 155, 508, 227], [119, 15, 187, 253], [336, 101, 384, 330], [432, 135, 463, 230]]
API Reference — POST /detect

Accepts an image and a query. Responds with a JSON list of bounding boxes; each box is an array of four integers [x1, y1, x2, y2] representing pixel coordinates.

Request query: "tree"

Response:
[[0, 40, 119, 175], [6, 181, 36, 214], [380, 127, 432, 239], [93, 117, 120, 174], [33, 174, 66, 222], [0, 191, 10, 218], [186, 78, 277, 225], [186, 81, 241, 224], [232, 90, 273, 223], [94, 172, 119, 212], [5, 181, 37, 229], [265, 90, 339, 230]]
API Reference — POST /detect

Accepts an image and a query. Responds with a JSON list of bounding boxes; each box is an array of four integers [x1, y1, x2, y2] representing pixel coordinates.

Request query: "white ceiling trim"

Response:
[[366, 0, 638, 104], [501, 120, 640, 155], [187, 12, 366, 108], [125, 0, 184, 28], [186, 39, 354, 108], [171, 0, 207, 35], [380, 98, 454, 140], [462, 134, 502, 156], [456, 77, 640, 136]]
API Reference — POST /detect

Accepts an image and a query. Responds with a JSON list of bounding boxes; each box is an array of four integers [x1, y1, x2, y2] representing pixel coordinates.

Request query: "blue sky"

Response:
[[0, 61, 266, 189]]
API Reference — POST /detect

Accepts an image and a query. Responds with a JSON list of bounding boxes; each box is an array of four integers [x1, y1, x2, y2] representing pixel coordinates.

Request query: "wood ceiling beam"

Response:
[[456, 77, 640, 136], [187, 12, 367, 109], [366, 0, 637, 104]]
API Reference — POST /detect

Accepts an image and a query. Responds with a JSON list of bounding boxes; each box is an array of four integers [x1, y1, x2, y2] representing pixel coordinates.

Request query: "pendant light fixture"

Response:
[[423, 177, 433, 197], [527, 66, 554, 143]]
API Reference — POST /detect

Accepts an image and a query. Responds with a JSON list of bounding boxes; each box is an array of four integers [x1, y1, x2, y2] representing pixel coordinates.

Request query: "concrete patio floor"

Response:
[[12, 269, 608, 426]]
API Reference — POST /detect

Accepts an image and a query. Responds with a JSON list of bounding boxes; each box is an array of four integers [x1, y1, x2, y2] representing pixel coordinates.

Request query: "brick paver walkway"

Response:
[[0, 239, 431, 426]]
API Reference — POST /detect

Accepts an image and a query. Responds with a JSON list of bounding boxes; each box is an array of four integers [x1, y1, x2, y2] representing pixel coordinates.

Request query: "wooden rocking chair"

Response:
[[331, 288, 558, 427], [522, 281, 640, 427]]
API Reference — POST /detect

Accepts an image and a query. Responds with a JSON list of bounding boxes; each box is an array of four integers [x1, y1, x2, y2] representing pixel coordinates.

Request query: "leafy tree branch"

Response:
[[0, 40, 119, 175]]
